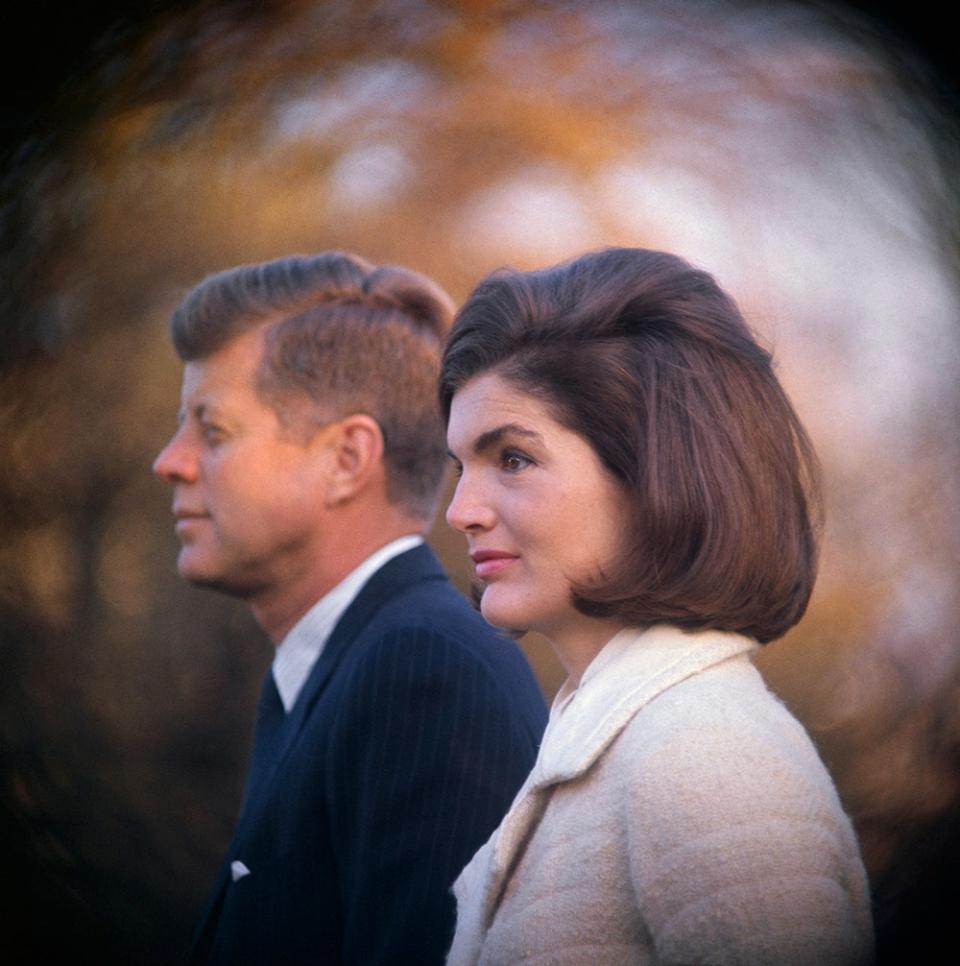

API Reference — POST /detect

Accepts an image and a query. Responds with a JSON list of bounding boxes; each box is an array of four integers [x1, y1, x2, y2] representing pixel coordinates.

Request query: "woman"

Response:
[[441, 248, 873, 965]]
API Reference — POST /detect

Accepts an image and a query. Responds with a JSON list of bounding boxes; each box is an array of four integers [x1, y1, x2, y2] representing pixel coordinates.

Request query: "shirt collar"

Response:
[[271, 535, 424, 712]]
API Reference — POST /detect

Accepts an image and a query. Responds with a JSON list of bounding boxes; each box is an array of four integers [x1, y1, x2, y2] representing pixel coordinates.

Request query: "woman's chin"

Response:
[[479, 589, 533, 637]]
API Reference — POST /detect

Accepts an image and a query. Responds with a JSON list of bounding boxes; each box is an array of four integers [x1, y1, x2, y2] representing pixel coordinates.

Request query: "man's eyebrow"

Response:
[[177, 402, 214, 425]]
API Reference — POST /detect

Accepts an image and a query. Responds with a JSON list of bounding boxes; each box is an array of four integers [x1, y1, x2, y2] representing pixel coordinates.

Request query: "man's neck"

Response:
[[251, 517, 427, 644]]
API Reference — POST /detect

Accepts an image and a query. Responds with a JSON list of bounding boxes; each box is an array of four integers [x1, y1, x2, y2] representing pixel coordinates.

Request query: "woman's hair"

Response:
[[439, 247, 821, 644]]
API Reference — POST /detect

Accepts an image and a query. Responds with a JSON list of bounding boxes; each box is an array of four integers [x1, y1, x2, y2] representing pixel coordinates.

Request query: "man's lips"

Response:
[[173, 509, 209, 530], [470, 549, 518, 580]]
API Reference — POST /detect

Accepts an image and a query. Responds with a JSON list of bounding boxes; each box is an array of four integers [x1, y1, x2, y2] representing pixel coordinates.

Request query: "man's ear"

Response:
[[320, 414, 385, 505]]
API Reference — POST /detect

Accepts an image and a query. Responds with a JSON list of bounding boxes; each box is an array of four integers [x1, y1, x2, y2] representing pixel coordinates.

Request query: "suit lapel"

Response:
[[246, 543, 447, 808], [194, 544, 449, 961]]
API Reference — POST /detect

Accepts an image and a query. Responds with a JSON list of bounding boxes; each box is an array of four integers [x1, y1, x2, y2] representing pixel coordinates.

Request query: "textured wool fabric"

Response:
[[448, 625, 874, 966]]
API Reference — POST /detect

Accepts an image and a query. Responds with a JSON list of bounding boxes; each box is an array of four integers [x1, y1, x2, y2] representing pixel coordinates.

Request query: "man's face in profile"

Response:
[[153, 326, 329, 600]]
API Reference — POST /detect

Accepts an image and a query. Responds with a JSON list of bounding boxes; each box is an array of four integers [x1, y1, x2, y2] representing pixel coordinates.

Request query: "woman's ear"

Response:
[[320, 414, 385, 505]]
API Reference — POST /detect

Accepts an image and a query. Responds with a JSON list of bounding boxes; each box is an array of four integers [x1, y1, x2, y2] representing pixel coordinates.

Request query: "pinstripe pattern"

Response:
[[191, 544, 546, 965]]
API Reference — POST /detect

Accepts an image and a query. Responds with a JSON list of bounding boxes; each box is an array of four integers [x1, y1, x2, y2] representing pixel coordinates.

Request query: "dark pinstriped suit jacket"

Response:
[[190, 543, 547, 965]]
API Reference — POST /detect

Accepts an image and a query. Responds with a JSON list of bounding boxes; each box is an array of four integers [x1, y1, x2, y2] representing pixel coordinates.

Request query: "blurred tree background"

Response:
[[1, 1, 957, 962]]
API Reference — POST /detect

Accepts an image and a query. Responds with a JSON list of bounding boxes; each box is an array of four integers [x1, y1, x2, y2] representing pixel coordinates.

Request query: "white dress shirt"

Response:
[[271, 535, 423, 712]]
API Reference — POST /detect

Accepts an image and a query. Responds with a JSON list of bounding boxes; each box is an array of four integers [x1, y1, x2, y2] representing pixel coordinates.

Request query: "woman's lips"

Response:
[[470, 550, 518, 580]]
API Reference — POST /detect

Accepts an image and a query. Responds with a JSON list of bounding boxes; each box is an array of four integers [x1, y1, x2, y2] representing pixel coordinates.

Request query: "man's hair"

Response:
[[440, 247, 821, 644], [172, 251, 454, 519]]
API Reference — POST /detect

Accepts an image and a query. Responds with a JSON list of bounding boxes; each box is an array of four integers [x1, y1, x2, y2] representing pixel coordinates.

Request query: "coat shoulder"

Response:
[[353, 574, 542, 691]]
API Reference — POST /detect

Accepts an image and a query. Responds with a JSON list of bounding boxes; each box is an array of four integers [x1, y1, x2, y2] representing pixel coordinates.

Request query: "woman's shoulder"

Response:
[[610, 653, 846, 818], [605, 653, 874, 963]]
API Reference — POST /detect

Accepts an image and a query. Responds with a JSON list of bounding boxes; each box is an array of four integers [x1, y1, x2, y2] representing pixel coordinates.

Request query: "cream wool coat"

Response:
[[447, 625, 874, 966]]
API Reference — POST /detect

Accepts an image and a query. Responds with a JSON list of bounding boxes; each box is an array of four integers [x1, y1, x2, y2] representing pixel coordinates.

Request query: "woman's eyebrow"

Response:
[[471, 423, 543, 455]]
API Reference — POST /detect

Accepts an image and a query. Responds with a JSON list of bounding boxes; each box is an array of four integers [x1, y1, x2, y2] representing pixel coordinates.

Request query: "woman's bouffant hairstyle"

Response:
[[439, 247, 821, 644], [171, 251, 455, 520]]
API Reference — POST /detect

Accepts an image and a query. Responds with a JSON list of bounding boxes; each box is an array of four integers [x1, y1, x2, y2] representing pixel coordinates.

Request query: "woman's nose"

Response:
[[445, 472, 495, 533]]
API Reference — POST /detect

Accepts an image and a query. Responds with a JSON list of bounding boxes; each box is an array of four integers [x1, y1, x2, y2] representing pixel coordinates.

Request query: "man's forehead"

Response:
[[178, 330, 264, 402], [179, 358, 218, 409]]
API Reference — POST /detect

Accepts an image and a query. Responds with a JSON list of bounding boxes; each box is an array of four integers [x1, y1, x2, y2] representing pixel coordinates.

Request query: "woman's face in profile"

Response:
[[446, 371, 628, 651]]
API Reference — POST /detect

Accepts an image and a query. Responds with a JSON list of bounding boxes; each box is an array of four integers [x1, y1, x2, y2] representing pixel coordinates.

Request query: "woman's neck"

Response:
[[547, 615, 628, 689]]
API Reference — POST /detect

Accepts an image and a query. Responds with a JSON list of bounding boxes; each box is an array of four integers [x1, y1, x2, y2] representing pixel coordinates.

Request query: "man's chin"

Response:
[[176, 554, 254, 599]]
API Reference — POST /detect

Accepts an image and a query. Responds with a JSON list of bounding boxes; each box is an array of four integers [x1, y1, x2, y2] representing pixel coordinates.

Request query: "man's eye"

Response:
[[202, 424, 226, 444]]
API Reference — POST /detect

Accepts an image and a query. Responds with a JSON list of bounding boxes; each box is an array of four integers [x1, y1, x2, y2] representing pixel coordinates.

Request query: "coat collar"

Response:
[[285, 541, 446, 730], [530, 624, 758, 788], [449, 624, 758, 964]]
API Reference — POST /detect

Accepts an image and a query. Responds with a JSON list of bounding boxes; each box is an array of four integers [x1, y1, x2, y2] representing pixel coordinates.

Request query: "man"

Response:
[[153, 252, 546, 965]]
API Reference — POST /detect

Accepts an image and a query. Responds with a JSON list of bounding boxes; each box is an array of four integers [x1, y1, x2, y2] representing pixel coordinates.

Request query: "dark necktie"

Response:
[[242, 670, 286, 806], [191, 672, 285, 962]]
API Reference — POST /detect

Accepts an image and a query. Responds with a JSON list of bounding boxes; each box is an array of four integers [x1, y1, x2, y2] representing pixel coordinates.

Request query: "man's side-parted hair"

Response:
[[439, 247, 821, 644], [172, 251, 455, 519]]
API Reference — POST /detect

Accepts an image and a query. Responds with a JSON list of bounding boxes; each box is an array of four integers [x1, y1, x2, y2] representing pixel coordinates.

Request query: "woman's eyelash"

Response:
[[500, 449, 532, 472]]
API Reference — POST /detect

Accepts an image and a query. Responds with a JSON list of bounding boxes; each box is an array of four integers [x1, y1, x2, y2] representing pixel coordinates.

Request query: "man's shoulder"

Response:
[[375, 563, 477, 624], [317, 544, 546, 727], [348, 544, 496, 643], [356, 573, 528, 676], [332, 571, 537, 711]]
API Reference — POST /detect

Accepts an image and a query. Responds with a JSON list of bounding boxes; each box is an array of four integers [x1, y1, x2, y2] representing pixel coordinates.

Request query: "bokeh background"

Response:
[[1, 1, 957, 962]]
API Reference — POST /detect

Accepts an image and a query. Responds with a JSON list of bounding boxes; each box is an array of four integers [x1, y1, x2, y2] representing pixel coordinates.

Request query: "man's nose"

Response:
[[152, 431, 197, 484]]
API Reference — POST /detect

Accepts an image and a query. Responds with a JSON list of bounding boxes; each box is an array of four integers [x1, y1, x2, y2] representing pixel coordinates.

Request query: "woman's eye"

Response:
[[500, 450, 532, 473]]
